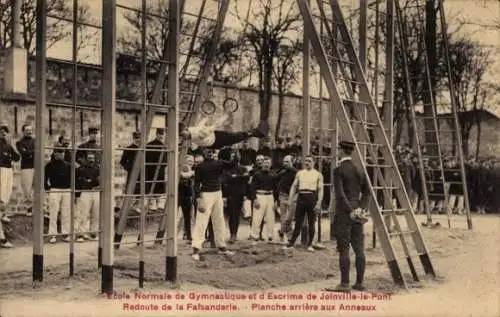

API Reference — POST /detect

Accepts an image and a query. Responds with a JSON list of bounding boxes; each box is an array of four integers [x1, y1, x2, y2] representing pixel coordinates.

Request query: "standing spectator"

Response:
[[258, 137, 273, 158], [292, 135, 303, 156], [75, 152, 100, 242], [191, 148, 235, 261], [272, 137, 287, 170], [76, 127, 101, 166], [145, 128, 167, 213], [249, 157, 279, 244], [283, 155, 324, 251], [16, 123, 35, 216], [119, 131, 141, 213], [275, 155, 298, 244], [179, 155, 195, 241], [0, 123, 20, 223], [45, 145, 72, 243], [445, 158, 464, 215], [328, 141, 370, 292], [238, 140, 256, 171], [222, 150, 249, 243]]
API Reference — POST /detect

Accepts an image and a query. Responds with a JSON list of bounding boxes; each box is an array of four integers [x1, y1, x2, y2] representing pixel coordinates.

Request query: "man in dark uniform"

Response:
[[275, 155, 298, 244], [75, 152, 100, 241], [16, 123, 35, 216], [179, 155, 195, 241], [272, 137, 287, 170], [146, 128, 167, 212], [258, 137, 273, 158], [119, 131, 141, 194], [239, 140, 257, 170], [76, 127, 101, 166], [222, 150, 250, 243], [326, 141, 370, 292], [45, 145, 73, 243]]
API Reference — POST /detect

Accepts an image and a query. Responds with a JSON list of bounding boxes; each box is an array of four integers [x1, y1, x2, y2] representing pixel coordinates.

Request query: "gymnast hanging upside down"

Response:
[[179, 114, 269, 150]]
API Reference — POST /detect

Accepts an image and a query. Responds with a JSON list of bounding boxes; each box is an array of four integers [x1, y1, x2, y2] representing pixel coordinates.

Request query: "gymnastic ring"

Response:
[[223, 97, 239, 113], [201, 100, 216, 115]]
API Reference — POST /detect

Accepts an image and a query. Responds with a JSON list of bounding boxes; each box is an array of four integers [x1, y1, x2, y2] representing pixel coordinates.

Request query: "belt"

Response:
[[299, 190, 316, 194], [256, 190, 273, 195]]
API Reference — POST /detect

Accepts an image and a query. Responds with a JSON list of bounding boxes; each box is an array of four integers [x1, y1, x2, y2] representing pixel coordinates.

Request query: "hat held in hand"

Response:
[[350, 208, 369, 224]]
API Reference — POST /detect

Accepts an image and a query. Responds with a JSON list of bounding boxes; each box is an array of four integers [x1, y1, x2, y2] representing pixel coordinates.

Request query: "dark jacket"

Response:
[[239, 148, 257, 166], [16, 136, 35, 169], [76, 140, 101, 165], [275, 166, 298, 195], [222, 165, 250, 198], [194, 159, 234, 198], [76, 163, 100, 190], [333, 159, 370, 214], [145, 139, 167, 194], [0, 139, 20, 168], [44, 158, 72, 190], [249, 169, 279, 201]]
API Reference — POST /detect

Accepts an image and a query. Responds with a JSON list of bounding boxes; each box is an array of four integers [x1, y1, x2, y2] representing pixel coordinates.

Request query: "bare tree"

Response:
[[0, 0, 97, 55], [234, 0, 301, 125], [272, 40, 301, 140], [446, 38, 493, 156], [118, 2, 243, 87]]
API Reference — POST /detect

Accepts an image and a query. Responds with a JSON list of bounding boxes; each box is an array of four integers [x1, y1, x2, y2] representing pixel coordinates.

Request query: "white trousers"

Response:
[[0, 219, 5, 240], [77, 191, 100, 234], [242, 199, 252, 218], [251, 194, 275, 240], [448, 195, 464, 212], [0, 167, 13, 206], [149, 197, 166, 211], [192, 191, 227, 250], [48, 189, 71, 235], [20, 168, 34, 204]]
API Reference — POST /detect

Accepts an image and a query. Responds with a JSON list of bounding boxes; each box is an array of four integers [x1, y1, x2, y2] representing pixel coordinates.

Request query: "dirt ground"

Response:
[[0, 214, 498, 317]]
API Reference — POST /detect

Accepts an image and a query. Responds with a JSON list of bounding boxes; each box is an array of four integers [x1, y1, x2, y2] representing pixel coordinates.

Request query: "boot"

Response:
[[352, 283, 367, 291], [249, 121, 269, 138]]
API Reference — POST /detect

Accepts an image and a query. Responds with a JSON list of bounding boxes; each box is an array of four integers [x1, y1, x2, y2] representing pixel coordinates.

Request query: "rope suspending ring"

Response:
[[201, 100, 216, 115], [223, 97, 239, 113]]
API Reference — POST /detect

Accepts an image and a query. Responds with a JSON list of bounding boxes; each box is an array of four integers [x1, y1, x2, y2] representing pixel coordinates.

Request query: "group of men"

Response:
[[0, 123, 102, 248], [390, 144, 499, 215], [0, 116, 372, 292]]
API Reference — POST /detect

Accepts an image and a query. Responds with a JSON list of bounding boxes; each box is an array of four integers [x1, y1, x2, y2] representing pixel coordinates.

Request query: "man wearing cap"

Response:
[[45, 144, 73, 243], [327, 140, 370, 292], [191, 148, 235, 261], [146, 128, 168, 213], [283, 155, 323, 251], [75, 152, 100, 242], [257, 138, 273, 158], [76, 127, 101, 166], [16, 123, 35, 216], [275, 155, 298, 244], [0, 123, 20, 224], [248, 156, 279, 244], [272, 138, 287, 170], [239, 140, 257, 171], [120, 131, 141, 195], [221, 149, 250, 243], [179, 115, 269, 150]]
